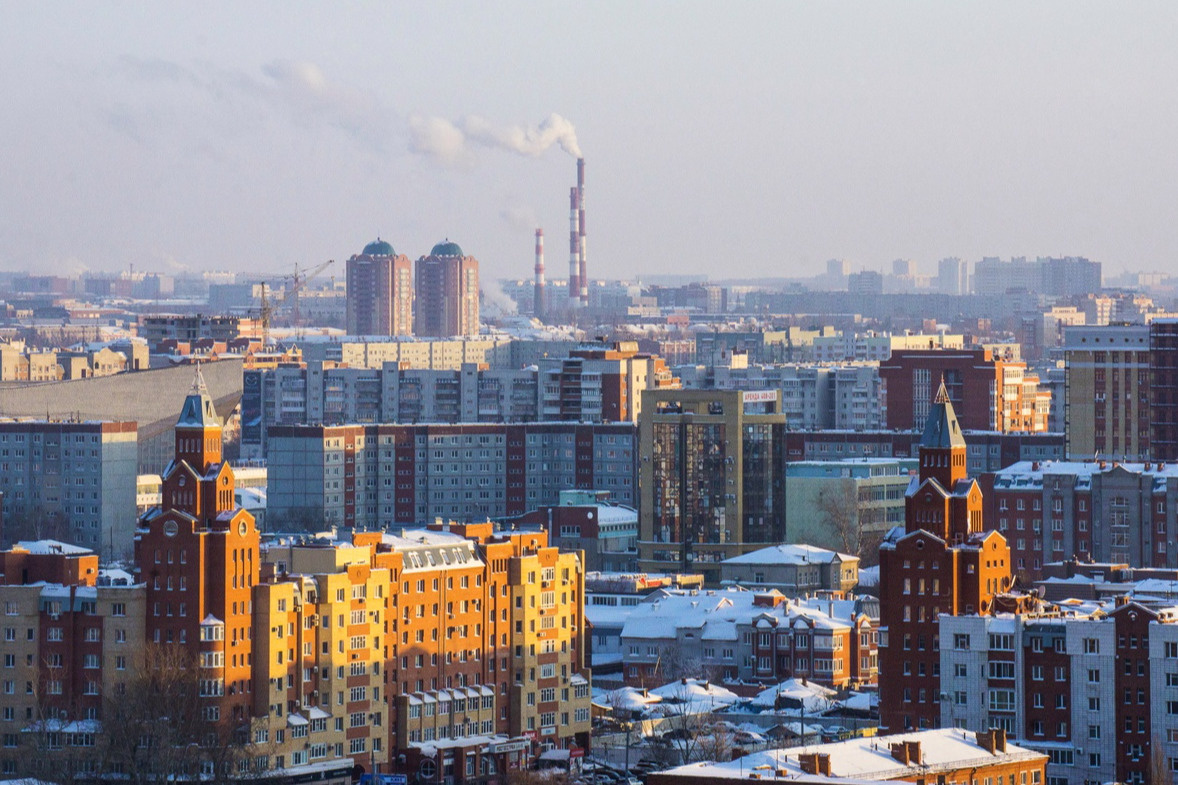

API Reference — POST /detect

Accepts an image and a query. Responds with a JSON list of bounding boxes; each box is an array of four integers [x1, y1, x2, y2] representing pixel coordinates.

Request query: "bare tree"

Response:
[[816, 482, 861, 557], [1149, 733, 1170, 785], [21, 644, 255, 785], [651, 680, 727, 767]]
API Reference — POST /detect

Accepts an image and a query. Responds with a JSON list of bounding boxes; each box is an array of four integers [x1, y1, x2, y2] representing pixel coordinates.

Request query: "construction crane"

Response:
[[257, 259, 335, 346]]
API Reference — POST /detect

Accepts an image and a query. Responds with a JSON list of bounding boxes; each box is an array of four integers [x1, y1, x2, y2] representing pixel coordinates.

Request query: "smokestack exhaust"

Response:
[[534, 228, 546, 319], [577, 157, 588, 305]]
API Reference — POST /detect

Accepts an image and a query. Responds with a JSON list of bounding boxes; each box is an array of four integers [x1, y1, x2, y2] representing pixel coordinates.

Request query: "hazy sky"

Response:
[[3, 3, 1178, 283]]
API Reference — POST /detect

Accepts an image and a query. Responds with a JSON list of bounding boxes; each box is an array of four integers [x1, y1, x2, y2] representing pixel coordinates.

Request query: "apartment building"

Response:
[[299, 337, 515, 370], [0, 420, 138, 559], [880, 348, 1051, 433], [783, 459, 915, 552], [536, 343, 679, 423], [675, 361, 883, 431], [0, 547, 146, 780], [240, 362, 538, 458], [265, 422, 636, 529], [618, 588, 878, 690], [782, 428, 1065, 477], [981, 459, 1178, 580], [940, 599, 1178, 785], [414, 242, 479, 338], [516, 489, 638, 573], [811, 331, 964, 363], [241, 343, 672, 459], [637, 389, 787, 584], [345, 239, 413, 337], [1062, 324, 1151, 460]]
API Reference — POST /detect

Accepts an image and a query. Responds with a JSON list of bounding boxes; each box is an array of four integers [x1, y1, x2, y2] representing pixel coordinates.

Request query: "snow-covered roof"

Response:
[[619, 588, 862, 644], [657, 728, 1045, 781], [723, 543, 856, 567], [649, 678, 740, 714], [747, 679, 836, 713], [594, 686, 664, 713], [14, 540, 92, 556]]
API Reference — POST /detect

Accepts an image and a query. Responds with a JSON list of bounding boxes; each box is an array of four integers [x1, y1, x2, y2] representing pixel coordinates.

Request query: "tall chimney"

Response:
[[577, 157, 588, 305], [533, 228, 546, 319], [568, 186, 580, 307]]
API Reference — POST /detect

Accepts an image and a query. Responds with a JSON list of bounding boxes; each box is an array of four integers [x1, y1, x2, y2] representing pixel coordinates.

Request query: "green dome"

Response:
[[362, 238, 395, 256], [431, 240, 463, 257]]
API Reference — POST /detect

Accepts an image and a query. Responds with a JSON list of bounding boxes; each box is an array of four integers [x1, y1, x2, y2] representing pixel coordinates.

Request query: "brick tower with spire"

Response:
[[877, 381, 1014, 732], [135, 365, 259, 728]]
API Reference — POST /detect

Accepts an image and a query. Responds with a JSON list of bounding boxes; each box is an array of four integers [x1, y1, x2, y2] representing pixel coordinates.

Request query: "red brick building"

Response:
[[880, 348, 1050, 432], [135, 370, 260, 727], [878, 382, 1017, 732]]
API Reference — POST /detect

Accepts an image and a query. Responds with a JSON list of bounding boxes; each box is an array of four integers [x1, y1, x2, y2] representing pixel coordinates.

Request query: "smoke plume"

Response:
[[480, 279, 519, 318], [409, 113, 581, 165]]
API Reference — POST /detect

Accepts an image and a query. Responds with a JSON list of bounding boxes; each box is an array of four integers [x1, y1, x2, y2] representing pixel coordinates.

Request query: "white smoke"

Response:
[[500, 205, 539, 231], [408, 115, 473, 165], [480, 279, 519, 318], [409, 113, 581, 164]]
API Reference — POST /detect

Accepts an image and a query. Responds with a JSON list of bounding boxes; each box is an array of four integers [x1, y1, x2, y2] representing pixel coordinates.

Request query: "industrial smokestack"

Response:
[[569, 186, 580, 307], [533, 228, 546, 319], [577, 157, 588, 305]]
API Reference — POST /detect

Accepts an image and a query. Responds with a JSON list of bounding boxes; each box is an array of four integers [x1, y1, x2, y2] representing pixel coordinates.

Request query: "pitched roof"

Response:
[[920, 380, 966, 449]]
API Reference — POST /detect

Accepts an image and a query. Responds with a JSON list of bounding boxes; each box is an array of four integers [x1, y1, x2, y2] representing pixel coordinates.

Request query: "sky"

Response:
[[2, 2, 1178, 284]]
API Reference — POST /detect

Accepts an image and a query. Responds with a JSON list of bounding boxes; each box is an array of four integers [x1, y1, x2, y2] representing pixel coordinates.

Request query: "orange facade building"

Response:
[[1, 374, 592, 783]]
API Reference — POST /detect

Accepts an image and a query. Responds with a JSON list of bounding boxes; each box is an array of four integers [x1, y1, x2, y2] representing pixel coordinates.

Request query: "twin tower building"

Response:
[[346, 238, 480, 338]]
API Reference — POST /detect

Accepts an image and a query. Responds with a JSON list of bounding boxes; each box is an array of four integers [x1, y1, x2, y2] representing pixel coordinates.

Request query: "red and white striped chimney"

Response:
[[533, 228, 546, 318], [569, 186, 580, 307], [577, 157, 588, 305]]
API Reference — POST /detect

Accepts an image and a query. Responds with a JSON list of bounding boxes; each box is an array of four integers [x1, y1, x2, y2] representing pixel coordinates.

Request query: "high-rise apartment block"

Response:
[[1059, 320, 1178, 462], [637, 389, 786, 584], [974, 256, 1101, 297], [1062, 324, 1151, 460], [880, 348, 1051, 433], [345, 239, 414, 337], [676, 362, 883, 431], [241, 344, 672, 459], [266, 422, 636, 529], [878, 383, 1018, 732], [415, 242, 479, 338], [0, 420, 137, 558]]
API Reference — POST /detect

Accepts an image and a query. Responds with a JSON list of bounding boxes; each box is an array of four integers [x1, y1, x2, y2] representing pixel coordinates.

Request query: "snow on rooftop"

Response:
[[747, 679, 837, 712], [14, 540, 92, 556], [722, 543, 855, 566], [657, 728, 1045, 781]]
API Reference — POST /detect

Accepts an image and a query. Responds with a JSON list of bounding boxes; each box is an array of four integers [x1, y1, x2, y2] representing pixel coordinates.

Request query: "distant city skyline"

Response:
[[3, 3, 1178, 283]]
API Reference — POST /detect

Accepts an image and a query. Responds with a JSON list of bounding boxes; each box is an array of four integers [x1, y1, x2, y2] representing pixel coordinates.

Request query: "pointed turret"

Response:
[[174, 363, 223, 471], [921, 380, 967, 451], [917, 380, 968, 490]]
